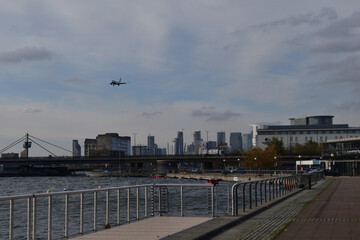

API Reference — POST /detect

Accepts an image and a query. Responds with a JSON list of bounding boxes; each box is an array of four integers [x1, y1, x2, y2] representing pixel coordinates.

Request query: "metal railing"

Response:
[[231, 172, 325, 216], [0, 173, 326, 239], [231, 175, 299, 215], [0, 183, 215, 240]]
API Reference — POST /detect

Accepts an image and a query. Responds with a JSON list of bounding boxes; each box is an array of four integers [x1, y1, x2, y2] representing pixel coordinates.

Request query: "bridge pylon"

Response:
[[21, 133, 32, 158]]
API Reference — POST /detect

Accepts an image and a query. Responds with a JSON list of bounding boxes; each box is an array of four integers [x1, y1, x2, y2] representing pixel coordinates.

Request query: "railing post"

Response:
[[272, 179, 275, 200], [180, 185, 184, 217], [48, 195, 52, 240], [136, 187, 140, 220], [80, 193, 84, 234], [145, 187, 148, 218], [264, 180, 268, 203], [151, 185, 154, 217], [255, 181, 258, 207], [231, 184, 238, 216], [211, 185, 215, 218], [127, 188, 130, 222], [158, 187, 162, 216], [249, 182, 252, 210], [117, 189, 121, 225], [65, 194, 69, 238], [106, 191, 110, 225], [9, 199, 14, 240], [242, 183, 246, 212], [260, 180, 263, 205], [27, 197, 31, 240], [93, 192, 97, 232], [32, 197, 37, 240]]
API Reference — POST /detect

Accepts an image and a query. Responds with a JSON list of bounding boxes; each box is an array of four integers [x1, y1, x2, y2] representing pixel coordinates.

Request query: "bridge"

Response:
[[0, 133, 323, 174]]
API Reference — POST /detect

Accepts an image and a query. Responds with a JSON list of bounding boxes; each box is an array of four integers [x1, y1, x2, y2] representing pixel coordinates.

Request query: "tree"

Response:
[[266, 137, 284, 155], [292, 140, 321, 155], [244, 147, 281, 170]]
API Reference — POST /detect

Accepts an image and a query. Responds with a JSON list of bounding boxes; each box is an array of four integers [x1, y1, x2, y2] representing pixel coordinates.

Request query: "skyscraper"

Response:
[[193, 131, 203, 154], [72, 140, 81, 157], [174, 131, 184, 155], [242, 134, 252, 151], [230, 132, 242, 152], [217, 131, 226, 146], [147, 135, 155, 149]]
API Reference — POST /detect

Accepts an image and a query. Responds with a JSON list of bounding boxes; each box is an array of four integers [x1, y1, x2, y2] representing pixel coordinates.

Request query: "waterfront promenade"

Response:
[[276, 177, 360, 240], [70, 177, 359, 239]]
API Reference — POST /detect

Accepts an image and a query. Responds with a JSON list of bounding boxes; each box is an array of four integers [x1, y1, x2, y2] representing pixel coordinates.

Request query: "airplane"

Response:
[[109, 77, 127, 86]]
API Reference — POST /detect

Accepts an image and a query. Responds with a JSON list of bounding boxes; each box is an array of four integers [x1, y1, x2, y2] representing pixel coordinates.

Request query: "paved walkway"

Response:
[[71, 177, 360, 240], [277, 177, 360, 240], [72, 217, 211, 240], [162, 177, 356, 240]]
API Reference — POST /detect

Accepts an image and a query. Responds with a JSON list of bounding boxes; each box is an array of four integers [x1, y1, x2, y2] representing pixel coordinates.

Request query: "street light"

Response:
[[298, 155, 302, 174], [274, 156, 277, 175]]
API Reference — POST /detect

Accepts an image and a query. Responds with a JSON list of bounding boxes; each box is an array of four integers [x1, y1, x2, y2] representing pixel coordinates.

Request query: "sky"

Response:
[[1, 0, 360, 156]]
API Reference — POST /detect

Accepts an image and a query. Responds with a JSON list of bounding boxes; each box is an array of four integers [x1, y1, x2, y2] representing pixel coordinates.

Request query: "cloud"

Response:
[[63, 77, 90, 84], [191, 107, 241, 121], [310, 11, 360, 54], [140, 112, 162, 117], [308, 55, 360, 84], [0, 47, 53, 64], [335, 101, 360, 111], [311, 38, 360, 54], [25, 108, 42, 114], [315, 11, 360, 38], [253, 8, 337, 31]]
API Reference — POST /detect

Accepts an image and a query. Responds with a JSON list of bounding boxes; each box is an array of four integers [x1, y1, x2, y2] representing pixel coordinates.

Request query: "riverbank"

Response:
[[166, 172, 291, 182]]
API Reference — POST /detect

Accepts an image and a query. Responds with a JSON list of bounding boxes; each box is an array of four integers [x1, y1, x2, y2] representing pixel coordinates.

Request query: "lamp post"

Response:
[[298, 155, 302, 174], [274, 156, 277, 175], [222, 159, 226, 174]]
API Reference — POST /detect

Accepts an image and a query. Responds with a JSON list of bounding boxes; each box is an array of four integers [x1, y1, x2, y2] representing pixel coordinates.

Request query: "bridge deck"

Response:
[[72, 216, 211, 240]]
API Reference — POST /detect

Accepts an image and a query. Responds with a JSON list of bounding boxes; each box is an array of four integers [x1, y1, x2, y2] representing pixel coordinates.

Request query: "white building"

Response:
[[253, 116, 360, 150]]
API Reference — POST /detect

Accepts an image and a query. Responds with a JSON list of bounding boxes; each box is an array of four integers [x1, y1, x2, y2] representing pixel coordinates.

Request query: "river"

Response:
[[0, 176, 233, 239]]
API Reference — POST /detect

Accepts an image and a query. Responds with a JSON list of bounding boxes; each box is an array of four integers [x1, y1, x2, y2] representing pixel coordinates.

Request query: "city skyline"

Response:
[[1, 1, 360, 155]]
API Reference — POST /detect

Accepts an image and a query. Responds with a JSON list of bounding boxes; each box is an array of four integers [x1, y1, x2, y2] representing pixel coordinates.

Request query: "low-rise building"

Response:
[[253, 115, 360, 150], [84, 133, 131, 157]]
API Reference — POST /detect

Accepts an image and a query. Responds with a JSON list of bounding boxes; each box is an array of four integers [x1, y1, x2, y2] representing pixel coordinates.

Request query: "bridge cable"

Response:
[[29, 138, 58, 157], [29, 135, 72, 154], [0, 135, 27, 153]]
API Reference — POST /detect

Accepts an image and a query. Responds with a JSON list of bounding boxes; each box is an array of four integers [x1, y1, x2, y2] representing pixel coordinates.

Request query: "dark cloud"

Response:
[[0, 47, 53, 64], [191, 108, 241, 121], [253, 8, 337, 31], [141, 112, 162, 117], [315, 11, 360, 38], [63, 77, 90, 84], [310, 11, 360, 54], [308, 55, 360, 84], [335, 101, 360, 111], [311, 39, 360, 54], [26, 108, 42, 114]]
